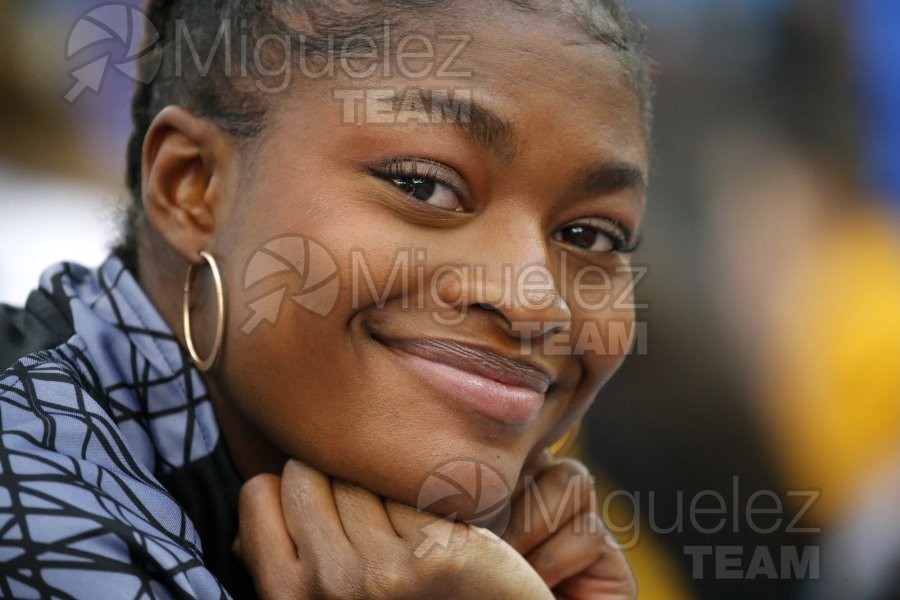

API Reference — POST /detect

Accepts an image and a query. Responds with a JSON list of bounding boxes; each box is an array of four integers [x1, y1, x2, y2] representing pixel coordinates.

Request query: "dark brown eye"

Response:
[[388, 176, 462, 210], [553, 217, 639, 254], [393, 177, 437, 202], [556, 224, 615, 253], [374, 158, 466, 212]]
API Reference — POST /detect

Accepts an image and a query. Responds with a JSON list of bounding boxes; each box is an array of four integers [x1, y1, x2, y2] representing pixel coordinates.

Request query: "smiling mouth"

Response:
[[372, 335, 554, 427]]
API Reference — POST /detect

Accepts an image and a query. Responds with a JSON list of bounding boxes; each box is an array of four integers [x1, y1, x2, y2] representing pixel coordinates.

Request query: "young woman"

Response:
[[0, 0, 652, 597]]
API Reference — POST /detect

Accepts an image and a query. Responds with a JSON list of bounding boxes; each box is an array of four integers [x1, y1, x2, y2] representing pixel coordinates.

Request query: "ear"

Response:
[[141, 106, 234, 264]]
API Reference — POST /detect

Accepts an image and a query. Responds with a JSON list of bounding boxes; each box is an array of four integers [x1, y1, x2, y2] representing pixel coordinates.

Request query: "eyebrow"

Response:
[[382, 90, 520, 162], [381, 89, 647, 195], [571, 162, 647, 196]]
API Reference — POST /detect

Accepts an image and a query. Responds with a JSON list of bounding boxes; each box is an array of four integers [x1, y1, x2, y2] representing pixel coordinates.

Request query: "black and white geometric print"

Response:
[[0, 258, 230, 598]]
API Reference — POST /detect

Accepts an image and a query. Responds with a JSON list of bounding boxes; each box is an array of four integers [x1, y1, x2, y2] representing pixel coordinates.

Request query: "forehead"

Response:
[[262, 3, 648, 173], [389, 7, 648, 166]]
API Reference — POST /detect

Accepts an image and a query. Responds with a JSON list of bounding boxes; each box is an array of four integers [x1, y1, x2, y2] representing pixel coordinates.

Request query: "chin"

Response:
[[401, 446, 521, 529]]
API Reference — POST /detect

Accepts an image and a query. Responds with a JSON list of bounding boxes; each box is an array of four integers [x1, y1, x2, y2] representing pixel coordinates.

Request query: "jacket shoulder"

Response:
[[0, 349, 228, 599]]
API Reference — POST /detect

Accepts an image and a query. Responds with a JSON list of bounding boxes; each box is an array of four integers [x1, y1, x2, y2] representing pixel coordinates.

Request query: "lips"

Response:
[[373, 335, 555, 426]]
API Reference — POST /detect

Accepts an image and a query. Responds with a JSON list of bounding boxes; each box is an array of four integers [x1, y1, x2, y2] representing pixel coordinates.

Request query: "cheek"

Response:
[[562, 262, 637, 372], [573, 311, 635, 384], [553, 284, 637, 418], [224, 142, 355, 246]]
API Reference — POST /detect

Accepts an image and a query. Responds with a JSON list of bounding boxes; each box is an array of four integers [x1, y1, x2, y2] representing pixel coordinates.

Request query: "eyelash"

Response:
[[369, 157, 641, 254], [370, 157, 468, 205], [563, 218, 641, 254]]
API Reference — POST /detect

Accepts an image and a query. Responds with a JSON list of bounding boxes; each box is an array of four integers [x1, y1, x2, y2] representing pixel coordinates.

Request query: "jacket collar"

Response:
[[39, 256, 223, 473]]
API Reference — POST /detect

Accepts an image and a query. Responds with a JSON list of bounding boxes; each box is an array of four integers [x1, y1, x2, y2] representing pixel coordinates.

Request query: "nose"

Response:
[[432, 222, 573, 340]]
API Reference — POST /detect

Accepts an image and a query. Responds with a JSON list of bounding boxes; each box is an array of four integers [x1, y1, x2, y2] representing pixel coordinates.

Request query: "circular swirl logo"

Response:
[[241, 235, 342, 335], [65, 4, 161, 103], [414, 459, 512, 557]]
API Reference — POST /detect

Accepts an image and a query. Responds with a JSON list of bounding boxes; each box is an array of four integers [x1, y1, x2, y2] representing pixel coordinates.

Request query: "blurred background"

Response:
[[1, 1, 898, 598]]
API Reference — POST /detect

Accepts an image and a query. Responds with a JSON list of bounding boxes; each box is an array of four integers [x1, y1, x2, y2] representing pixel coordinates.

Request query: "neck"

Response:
[[135, 229, 287, 481]]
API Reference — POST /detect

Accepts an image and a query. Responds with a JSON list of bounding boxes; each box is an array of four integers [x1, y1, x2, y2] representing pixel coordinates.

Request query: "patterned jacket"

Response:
[[0, 257, 254, 598]]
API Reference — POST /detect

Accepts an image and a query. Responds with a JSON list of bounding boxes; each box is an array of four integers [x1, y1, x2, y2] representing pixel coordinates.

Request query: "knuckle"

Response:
[[553, 458, 594, 508], [238, 474, 279, 511], [311, 556, 368, 600], [626, 578, 639, 599], [609, 566, 639, 600], [581, 512, 607, 539], [629, 574, 640, 598], [431, 544, 471, 582], [363, 562, 413, 598]]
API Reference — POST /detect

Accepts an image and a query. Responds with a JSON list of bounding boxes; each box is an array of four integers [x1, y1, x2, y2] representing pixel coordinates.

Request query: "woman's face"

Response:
[[207, 7, 647, 517]]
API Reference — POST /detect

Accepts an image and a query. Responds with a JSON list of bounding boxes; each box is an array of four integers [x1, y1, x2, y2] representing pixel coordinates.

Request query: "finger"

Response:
[[583, 523, 635, 590], [503, 458, 593, 556], [535, 514, 637, 599], [382, 498, 437, 540], [332, 479, 400, 549], [524, 512, 606, 588], [382, 497, 477, 556], [237, 474, 301, 582], [280, 458, 353, 557]]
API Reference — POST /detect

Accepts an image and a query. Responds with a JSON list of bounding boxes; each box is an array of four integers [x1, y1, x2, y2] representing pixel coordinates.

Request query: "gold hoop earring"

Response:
[[550, 422, 581, 457], [183, 251, 225, 372]]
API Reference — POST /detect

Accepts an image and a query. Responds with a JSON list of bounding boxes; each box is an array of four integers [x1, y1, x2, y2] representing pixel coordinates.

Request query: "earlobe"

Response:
[[142, 106, 228, 263]]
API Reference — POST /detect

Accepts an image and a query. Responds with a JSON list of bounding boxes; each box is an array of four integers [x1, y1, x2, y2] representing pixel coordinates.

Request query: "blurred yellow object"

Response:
[[550, 422, 582, 457], [624, 532, 693, 600], [763, 209, 900, 522]]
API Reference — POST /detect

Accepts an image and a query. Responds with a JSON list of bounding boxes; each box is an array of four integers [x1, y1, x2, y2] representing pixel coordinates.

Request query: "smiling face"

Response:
[[162, 4, 648, 519]]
